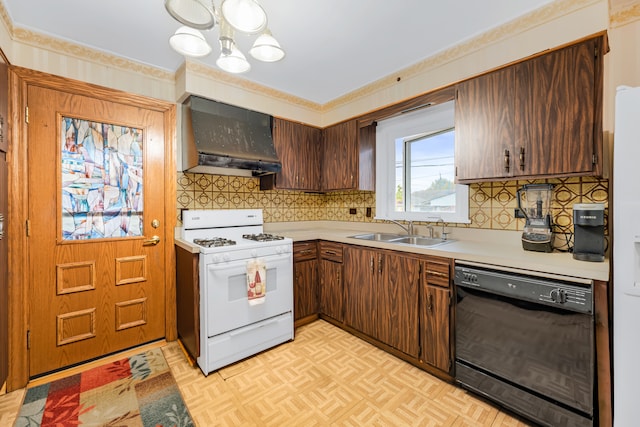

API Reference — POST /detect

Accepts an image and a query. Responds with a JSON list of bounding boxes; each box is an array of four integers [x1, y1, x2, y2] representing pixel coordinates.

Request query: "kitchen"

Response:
[[0, 0, 636, 426]]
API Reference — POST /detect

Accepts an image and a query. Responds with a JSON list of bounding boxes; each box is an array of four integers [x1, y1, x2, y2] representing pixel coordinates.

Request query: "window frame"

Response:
[[375, 100, 470, 224]]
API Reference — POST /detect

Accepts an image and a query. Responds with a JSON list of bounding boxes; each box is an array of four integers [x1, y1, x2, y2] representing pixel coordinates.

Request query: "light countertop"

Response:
[[264, 221, 610, 282]]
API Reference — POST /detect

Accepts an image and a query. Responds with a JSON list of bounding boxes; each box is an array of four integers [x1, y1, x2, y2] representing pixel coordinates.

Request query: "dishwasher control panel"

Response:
[[454, 265, 593, 314]]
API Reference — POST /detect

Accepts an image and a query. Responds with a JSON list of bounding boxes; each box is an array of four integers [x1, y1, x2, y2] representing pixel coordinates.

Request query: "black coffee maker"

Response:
[[573, 203, 605, 262], [516, 184, 554, 253]]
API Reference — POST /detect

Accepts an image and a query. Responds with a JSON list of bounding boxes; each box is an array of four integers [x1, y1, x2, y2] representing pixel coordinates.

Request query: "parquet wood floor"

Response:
[[0, 320, 533, 426]]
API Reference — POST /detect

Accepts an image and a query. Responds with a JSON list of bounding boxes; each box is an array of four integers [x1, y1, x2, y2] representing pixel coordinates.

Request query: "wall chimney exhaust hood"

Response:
[[182, 95, 281, 176]]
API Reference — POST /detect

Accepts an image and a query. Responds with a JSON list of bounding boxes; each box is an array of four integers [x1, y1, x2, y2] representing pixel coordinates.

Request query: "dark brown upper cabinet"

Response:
[[455, 34, 605, 182], [321, 120, 375, 192], [261, 118, 322, 191]]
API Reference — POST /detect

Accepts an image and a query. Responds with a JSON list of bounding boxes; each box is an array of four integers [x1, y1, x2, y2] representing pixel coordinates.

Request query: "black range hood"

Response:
[[182, 95, 281, 176]]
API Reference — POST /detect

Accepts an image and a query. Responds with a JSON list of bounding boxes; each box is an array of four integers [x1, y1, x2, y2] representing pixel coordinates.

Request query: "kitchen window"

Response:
[[375, 100, 469, 223]]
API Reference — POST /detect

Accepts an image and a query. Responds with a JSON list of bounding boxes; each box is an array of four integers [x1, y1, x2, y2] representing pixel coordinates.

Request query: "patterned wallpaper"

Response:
[[177, 172, 609, 241]]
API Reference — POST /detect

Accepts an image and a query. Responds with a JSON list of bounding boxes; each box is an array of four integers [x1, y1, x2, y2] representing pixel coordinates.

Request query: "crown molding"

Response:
[[185, 61, 322, 112], [610, 1, 640, 27]]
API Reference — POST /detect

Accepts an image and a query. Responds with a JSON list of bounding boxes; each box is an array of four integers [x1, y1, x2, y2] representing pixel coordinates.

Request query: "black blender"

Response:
[[516, 183, 554, 253]]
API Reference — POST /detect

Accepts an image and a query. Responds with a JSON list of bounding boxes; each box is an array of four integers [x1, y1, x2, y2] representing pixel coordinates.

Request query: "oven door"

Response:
[[455, 284, 594, 416], [203, 252, 293, 336]]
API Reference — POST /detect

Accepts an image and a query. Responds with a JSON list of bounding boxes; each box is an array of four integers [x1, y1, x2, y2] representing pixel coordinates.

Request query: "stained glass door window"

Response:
[[61, 117, 143, 240]]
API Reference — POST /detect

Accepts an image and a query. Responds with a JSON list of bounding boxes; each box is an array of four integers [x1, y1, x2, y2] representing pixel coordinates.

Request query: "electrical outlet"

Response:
[[366, 207, 372, 217], [349, 208, 357, 215]]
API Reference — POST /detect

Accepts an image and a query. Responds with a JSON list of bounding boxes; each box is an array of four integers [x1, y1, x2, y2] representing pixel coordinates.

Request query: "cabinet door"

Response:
[[379, 253, 420, 357], [271, 118, 321, 191], [344, 246, 377, 337], [455, 66, 515, 182], [421, 285, 451, 372], [294, 259, 318, 320], [319, 259, 343, 322], [516, 39, 596, 176], [322, 120, 358, 191], [299, 125, 322, 191]]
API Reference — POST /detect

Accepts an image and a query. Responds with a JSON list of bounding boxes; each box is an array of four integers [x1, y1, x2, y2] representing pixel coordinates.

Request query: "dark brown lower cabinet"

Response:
[[293, 241, 318, 321], [344, 246, 420, 357], [420, 257, 453, 373], [175, 245, 200, 360], [318, 241, 344, 322]]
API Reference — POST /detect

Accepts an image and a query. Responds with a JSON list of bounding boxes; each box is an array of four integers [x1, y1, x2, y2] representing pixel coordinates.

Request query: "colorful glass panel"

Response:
[[61, 117, 143, 240]]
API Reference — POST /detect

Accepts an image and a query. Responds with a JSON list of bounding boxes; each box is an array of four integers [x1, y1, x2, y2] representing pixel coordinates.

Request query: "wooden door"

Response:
[[0, 154, 7, 385], [27, 85, 167, 376], [344, 246, 377, 337], [455, 66, 515, 182], [319, 259, 343, 321], [515, 39, 596, 176], [379, 253, 419, 357]]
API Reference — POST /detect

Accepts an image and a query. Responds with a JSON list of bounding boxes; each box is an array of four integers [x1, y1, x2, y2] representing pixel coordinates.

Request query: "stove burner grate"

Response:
[[243, 233, 285, 242], [193, 238, 237, 247]]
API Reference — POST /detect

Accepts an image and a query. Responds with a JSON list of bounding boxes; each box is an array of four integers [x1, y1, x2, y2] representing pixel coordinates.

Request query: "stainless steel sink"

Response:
[[349, 233, 454, 247], [389, 236, 454, 247], [349, 233, 405, 242]]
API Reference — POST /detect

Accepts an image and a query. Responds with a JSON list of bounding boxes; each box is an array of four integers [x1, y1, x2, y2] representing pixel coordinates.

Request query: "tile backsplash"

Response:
[[177, 173, 609, 238]]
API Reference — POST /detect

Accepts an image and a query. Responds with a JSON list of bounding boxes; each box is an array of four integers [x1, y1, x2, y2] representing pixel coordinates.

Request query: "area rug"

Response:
[[14, 347, 193, 427]]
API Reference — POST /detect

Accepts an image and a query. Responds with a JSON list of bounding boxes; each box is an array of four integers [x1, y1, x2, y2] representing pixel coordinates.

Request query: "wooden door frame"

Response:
[[7, 67, 177, 391]]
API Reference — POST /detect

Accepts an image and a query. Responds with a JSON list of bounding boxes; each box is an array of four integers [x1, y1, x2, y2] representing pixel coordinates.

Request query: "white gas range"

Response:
[[181, 209, 294, 375]]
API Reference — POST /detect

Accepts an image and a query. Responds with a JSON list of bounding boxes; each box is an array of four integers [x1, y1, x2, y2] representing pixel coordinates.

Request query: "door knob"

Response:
[[143, 235, 160, 246]]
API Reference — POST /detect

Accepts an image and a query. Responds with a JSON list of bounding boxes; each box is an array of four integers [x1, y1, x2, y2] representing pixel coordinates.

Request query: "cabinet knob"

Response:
[[519, 147, 525, 171]]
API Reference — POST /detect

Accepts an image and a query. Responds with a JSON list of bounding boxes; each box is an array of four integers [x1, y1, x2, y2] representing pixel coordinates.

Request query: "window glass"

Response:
[[376, 100, 469, 223]]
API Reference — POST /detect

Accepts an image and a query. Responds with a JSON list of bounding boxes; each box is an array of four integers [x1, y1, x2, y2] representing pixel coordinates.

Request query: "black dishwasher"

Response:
[[454, 263, 594, 427]]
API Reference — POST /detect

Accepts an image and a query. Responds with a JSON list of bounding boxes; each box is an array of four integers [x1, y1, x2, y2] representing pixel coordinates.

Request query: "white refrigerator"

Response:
[[614, 86, 640, 426]]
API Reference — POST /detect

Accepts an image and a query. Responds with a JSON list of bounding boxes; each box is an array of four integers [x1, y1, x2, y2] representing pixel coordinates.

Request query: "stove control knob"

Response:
[[251, 249, 258, 258], [212, 254, 221, 263], [222, 253, 230, 262]]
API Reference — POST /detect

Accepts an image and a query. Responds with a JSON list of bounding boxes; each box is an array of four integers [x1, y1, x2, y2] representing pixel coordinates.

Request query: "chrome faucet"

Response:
[[388, 219, 414, 235], [436, 218, 448, 240], [426, 225, 434, 238]]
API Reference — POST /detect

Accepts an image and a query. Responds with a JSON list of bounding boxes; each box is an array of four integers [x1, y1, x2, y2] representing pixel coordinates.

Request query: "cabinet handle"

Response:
[[503, 149, 510, 172], [337, 270, 341, 283], [519, 147, 525, 171], [370, 256, 374, 274], [378, 254, 383, 274], [300, 249, 312, 255], [325, 250, 337, 256], [426, 270, 448, 278], [428, 293, 433, 312]]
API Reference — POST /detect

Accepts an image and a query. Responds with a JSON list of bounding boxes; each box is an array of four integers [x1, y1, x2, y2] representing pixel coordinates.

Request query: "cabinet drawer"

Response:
[[293, 241, 317, 262], [423, 258, 451, 288], [319, 241, 343, 262]]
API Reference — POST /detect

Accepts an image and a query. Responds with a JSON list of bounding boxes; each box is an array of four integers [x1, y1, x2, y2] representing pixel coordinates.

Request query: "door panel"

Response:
[[28, 86, 166, 376]]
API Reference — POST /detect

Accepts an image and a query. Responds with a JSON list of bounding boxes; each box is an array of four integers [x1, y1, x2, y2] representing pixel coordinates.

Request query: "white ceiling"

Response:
[[3, 0, 555, 105]]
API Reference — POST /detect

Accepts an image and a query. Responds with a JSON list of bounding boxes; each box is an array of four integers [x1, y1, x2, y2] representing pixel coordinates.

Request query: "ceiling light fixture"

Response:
[[165, 0, 285, 74], [169, 26, 213, 57], [165, 0, 216, 30]]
